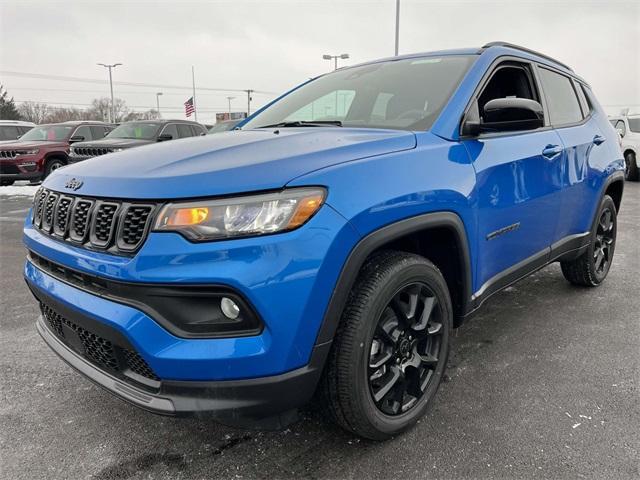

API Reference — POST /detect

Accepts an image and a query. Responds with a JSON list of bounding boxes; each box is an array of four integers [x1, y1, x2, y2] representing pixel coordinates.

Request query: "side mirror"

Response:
[[157, 133, 173, 142], [616, 128, 625, 138], [481, 98, 544, 132], [69, 135, 85, 143]]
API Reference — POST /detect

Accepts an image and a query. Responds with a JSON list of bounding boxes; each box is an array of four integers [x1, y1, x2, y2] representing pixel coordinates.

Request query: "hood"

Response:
[[72, 137, 154, 149], [0, 140, 67, 150], [44, 128, 416, 199]]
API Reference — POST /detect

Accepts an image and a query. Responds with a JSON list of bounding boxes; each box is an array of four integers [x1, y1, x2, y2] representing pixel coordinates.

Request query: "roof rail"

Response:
[[481, 41, 573, 72]]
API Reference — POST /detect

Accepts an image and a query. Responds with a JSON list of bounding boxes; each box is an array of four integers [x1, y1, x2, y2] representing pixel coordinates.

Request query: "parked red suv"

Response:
[[0, 121, 113, 186]]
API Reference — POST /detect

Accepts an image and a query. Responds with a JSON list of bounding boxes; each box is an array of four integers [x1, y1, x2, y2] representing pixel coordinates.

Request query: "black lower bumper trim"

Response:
[[36, 314, 330, 424]]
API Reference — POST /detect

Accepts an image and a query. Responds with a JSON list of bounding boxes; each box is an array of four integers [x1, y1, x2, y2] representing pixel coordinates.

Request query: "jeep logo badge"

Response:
[[64, 178, 83, 191]]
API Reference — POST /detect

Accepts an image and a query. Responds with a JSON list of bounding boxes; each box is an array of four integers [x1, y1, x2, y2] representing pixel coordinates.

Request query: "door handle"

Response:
[[593, 135, 606, 146], [542, 144, 563, 159]]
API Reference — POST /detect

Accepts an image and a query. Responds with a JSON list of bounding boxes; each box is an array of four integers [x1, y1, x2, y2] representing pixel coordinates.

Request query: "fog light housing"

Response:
[[220, 297, 240, 319]]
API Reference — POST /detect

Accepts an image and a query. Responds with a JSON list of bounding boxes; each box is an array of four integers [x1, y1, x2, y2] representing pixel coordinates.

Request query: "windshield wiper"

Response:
[[257, 120, 342, 128]]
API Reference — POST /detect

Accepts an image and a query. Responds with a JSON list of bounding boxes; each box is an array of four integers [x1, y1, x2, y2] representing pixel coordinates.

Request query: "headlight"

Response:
[[16, 149, 39, 156], [110, 148, 124, 153], [153, 187, 326, 241]]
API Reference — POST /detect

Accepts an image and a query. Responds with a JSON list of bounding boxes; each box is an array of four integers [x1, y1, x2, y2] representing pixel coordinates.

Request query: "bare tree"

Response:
[[18, 102, 51, 123], [123, 109, 161, 121], [86, 97, 129, 122], [45, 107, 84, 123]]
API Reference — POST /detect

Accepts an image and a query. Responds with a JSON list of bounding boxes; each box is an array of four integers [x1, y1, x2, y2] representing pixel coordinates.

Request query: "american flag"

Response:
[[184, 97, 195, 117]]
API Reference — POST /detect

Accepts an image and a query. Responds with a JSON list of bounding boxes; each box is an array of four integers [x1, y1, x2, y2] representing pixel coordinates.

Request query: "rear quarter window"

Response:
[[538, 67, 583, 126]]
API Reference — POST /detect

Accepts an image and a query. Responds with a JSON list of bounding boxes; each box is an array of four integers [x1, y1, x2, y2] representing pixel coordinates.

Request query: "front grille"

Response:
[[73, 147, 114, 158], [41, 302, 160, 384], [0, 163, 20, 174], [0, 150, 18, 159], [33, 188, 157, 255]]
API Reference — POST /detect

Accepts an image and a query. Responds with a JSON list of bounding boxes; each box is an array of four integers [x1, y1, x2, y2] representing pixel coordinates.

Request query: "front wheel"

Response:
[[561, 195, 617, 286], [321, 251, 452, 440], [43, 158, 65, 179]]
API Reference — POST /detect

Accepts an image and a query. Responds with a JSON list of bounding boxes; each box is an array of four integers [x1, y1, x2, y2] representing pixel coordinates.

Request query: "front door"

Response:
[[462, 60, 564, 296]]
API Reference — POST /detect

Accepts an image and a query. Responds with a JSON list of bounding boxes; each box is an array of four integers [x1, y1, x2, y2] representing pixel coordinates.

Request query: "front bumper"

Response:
[[0, 158, 41, 180], [32, 280, 329, 423], [24, 204, 358, 380]]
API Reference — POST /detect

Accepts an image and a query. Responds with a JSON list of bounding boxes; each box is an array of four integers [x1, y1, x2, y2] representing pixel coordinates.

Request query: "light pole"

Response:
[[226, 96, 235, 118], [97, 62, 122, 123], [394, 0, 400, 56], [322, 53, 349, 71], [155, 92, 163, 118]]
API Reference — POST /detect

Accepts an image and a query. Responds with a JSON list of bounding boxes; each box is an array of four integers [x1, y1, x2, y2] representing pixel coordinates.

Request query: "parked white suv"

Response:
[[609, 114, 640, 181], [0, 120, 35, 142]]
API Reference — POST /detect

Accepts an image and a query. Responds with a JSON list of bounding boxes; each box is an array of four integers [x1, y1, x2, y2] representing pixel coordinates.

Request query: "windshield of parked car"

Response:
[[19, 125, 74, 141], [242, 55, 475, 132], [107, 122, 161, 140], [209, 121, 238, 133], [628, 118, 640, 133]]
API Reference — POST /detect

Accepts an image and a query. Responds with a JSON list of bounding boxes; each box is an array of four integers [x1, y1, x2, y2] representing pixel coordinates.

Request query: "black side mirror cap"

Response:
[[481, 98, 544, 132], [157, 134, 173, 142], [69, 135, 85, 143]]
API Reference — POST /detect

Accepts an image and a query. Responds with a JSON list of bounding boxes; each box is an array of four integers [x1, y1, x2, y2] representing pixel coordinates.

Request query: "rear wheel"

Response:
[[561, 195, 617, 286], [624, 152, 639, 181], [321, 251, 452, 440]]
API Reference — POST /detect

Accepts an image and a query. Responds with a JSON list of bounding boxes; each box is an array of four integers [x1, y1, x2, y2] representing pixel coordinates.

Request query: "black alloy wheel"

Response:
[[593, 207, 615, 276], [369, 282, 444, 415]]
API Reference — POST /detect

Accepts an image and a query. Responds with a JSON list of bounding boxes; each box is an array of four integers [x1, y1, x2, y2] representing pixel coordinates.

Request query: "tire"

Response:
[[561, 195, 617, 287], [320, 250, 452, 440], [43, 158, 65, 179], [0, 179, 14, 186], [624, 151, 639, 181]]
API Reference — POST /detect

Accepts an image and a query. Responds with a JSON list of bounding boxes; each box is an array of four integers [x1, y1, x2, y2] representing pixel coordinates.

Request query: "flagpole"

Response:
[[191, 65, 198, 122]]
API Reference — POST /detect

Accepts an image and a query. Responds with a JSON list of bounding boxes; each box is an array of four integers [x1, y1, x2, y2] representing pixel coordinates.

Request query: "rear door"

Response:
[[462, 60, 564, 292], [537, 67, 609, 241]]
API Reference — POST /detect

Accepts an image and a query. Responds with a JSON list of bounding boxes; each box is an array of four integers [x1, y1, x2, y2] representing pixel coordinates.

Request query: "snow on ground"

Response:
[[0, 181, 40, 197]]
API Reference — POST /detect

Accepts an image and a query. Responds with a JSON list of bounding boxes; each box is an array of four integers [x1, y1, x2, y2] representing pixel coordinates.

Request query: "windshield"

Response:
[[19, 125, 74, 141], [243, 55, 475, 131], [107, 122, 161, 140], [628, 118, 640, 133]]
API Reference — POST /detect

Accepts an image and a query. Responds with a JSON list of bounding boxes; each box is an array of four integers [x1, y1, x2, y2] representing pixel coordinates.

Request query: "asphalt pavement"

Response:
[[0, 184, 638, 480]]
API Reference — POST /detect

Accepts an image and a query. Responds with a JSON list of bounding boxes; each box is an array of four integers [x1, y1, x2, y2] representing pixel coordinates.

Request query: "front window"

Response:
[[628, 118, 640, 133], [107, 122, 161, 140], [19, 125, 74, 141], [242, 55, 475, 132]]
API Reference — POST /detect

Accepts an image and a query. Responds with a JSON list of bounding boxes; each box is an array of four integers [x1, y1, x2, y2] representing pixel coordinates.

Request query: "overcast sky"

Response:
[[1, 0, 638, 123]]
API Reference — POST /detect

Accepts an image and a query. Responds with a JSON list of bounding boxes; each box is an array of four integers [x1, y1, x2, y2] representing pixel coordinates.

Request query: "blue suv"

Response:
[[24, 42, 624, 440]]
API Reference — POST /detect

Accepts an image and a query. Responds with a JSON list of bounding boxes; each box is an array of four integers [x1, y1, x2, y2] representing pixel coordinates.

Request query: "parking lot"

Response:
[[0, 183, 638, 480]]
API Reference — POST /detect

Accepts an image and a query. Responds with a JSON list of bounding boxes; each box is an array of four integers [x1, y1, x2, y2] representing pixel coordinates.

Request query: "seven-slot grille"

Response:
[[33, 188, 155, 255], [0, 150, 18, 159], [41, 303, 160, 384], [72, 147, 115, 157]]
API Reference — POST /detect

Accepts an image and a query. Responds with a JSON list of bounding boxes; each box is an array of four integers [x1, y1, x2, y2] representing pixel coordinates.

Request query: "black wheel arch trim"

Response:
[[314, 211, 473, 346]]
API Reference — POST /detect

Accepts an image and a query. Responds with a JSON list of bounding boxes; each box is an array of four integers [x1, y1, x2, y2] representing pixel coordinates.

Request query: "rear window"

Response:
[[538, 68, 583, 125]]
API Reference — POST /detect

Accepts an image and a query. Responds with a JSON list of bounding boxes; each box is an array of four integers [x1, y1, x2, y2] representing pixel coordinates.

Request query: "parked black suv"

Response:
[[69, 119, 207, 163]]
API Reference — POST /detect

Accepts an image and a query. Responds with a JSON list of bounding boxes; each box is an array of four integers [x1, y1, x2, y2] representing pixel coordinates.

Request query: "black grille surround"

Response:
[[39, 300, 160, 390], [32, 188, 157, 256], [72, 147, 117, 158]]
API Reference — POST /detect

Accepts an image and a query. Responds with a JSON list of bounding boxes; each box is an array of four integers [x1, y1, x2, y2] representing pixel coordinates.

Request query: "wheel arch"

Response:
[[44, 151, 69, 164], [603, 171, 624, 213], [315, 211, 473, 346]]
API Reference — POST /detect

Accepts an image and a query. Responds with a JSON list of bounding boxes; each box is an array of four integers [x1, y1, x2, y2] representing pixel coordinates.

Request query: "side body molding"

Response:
[[315, 211, 472, 345]]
